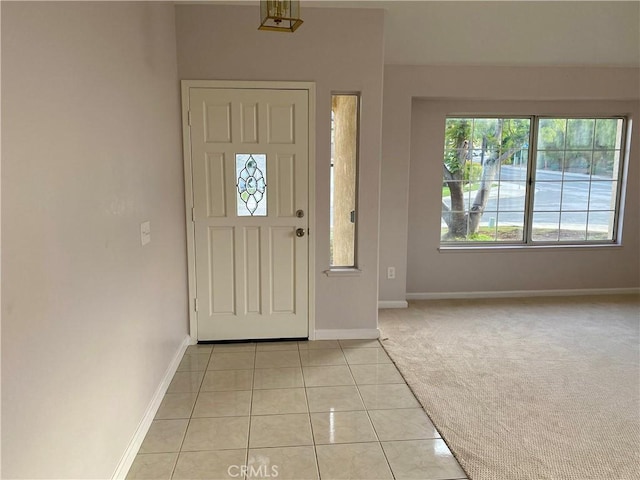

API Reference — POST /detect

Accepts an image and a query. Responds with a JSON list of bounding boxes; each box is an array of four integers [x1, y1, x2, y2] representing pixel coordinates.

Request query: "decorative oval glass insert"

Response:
[[236, 154, 267, 216]]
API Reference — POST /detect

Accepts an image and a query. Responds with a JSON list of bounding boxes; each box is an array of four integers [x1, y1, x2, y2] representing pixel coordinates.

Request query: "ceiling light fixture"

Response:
[[258, 0, 303, 32]]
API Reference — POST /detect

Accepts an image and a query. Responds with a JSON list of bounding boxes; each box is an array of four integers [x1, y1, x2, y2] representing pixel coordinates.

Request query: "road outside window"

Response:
[[441, 116, 627, 245]]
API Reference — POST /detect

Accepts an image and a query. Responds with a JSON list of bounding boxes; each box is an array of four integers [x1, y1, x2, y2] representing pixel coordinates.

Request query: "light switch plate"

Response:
[[140, 221, 151, 246]]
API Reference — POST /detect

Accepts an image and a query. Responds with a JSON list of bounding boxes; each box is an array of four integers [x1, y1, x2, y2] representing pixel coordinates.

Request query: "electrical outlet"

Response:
[[140, 221, 151, 246], [387, 266, 396, 279]]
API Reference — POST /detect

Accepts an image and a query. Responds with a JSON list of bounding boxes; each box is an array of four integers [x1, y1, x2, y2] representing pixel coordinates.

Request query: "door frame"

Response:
[[180, 80, 316, 343]]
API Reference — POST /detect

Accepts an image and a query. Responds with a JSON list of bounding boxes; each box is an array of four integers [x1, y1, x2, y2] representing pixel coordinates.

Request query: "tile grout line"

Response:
[[341, 341, 398, 480], [244, 344, 258, 480], [139, 340, 465, 480], [299, 342, 323, 480], [170, 347, 213, 479]]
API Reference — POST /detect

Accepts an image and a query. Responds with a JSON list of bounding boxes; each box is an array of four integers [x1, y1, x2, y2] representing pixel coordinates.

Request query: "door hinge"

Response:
[[192, 207, 195, 222], [194, 298, 199, 312], [188, 110, 192, 126]]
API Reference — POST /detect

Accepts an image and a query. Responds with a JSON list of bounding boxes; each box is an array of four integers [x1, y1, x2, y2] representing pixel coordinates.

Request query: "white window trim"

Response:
[[440, 114, 629, 248]]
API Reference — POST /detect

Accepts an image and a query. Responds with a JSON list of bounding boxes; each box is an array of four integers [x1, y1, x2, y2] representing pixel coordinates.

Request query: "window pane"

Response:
[[536, 150, 564, 173], [537, 118, 566, 150], [566, 119, 595, 149], [495, 181, 527, 212], [441, 117, 530, 243], [533, 184, 561, 212], [532, 118, 623, 242], [496, 212, 525, 242], [589, 181, 617, 210], [330, 94, 359, 267], [565, 151, 593, 175], [440, 116, 625, 246], [471, 118, 499, 149], [561, 181, 591, 210], [592, 150, 620, 179], [532, 211, 560, 241], [588, 211, 615, 241], [560, 211, 587, 241], [531, 118, 624, 243], [594, 118, 623, 149], [236, 154, 267, 216]]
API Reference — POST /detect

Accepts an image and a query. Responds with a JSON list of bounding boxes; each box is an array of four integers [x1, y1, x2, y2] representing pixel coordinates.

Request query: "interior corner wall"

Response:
[[380, 65, 640, 300], [1, 3, 187, 478], [175, 5, 385, 332]]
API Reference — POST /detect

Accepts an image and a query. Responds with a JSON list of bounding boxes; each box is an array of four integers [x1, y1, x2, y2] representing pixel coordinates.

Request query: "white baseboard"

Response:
[[378, 300, 409, 309], [315, 328, 380, 340], [406, 287, 640, 301], [112, 334, 190, 480]]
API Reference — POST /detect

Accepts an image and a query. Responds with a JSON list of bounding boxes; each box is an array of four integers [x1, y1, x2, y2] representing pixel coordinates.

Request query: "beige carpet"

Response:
[[379, 295, 640, 480]]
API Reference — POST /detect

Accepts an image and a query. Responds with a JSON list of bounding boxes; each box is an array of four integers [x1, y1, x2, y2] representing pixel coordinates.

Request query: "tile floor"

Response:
[[127, 340, 468, 480]]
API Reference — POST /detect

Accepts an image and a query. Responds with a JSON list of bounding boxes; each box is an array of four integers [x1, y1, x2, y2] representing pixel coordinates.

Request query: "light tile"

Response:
[[310, 411, 378, 445], [126, 453, 177, 480], [186, 344, 214, 355], [368, 409, 440, 441], [172, 449, 246, 480], [255, 351, 301, 368], [253, 367, 304, 390], [299, 349, 347, 366], [213, 342, 257, 352], [201, 369, 253, 392], [342, 348, 392, 365], [306, 386, 365, 412], [338, 339, 381, 349], [251, 388, 308, 415], [138, 419, 188, 454], [303, 365, 354, 387], [298, 340, 340, 349], [357, 384, 420, 410], [167, 371, 205, 393], [349, 364, 404, 385], [316, 442, 393, 479], [256, 341, 299, 351], [209, 351, 256, 370], [192, 390, 252, 417], [177, 353, 211, 372], [155, 393, 198, 419], [382, 439, 467, 480], [249, 413, 313, 448], [248, 446, 319, 479], [182, 417, 249, 451]]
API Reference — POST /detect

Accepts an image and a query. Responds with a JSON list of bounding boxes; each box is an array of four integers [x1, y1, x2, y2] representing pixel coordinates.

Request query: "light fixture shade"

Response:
[[259, 0, 303, 32]]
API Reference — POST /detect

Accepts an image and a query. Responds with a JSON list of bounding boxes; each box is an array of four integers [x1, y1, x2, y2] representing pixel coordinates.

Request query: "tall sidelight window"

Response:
[[330, 94, 360, 267], [441, 116, 627, 245]]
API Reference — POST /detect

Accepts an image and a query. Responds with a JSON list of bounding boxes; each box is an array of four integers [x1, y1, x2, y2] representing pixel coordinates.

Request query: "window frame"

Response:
[[329, 92, 361, 269], [440, 114, 629, 248]]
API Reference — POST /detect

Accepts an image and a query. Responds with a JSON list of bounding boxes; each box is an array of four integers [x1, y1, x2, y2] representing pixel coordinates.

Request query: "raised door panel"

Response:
[[205, 153, 227, 217], [268, 103, 295, 144], [208, 227, 235, 315], [190, 86, 309, 341], [204, 102, 232, 143]]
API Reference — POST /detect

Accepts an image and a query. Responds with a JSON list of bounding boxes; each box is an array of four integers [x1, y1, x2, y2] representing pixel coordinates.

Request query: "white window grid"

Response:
[[440, 115, 628, 245]]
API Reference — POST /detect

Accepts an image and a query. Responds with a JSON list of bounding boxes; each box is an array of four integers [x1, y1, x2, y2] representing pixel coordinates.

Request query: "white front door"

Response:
[[188, 86, 310, 340]]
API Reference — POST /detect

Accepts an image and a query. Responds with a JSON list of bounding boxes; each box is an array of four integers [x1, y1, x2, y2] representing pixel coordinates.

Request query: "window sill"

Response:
[[438, 243, 622, 253], [323, 268, 362, 277]]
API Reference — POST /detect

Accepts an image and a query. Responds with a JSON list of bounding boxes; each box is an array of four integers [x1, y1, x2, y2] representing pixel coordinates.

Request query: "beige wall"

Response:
[[380, 66, 640, 300], [382, 1, 640, 67], [4, 2, 636, 476], [176, 5, 385, 332], [1, 3, 187, 478]]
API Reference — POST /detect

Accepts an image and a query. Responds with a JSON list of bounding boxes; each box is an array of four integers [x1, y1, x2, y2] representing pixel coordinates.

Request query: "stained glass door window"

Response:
[[236, 154, 267, 216]]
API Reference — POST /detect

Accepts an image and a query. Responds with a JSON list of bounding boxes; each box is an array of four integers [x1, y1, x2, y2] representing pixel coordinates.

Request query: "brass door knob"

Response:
[[296, 228, 305, 237]]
